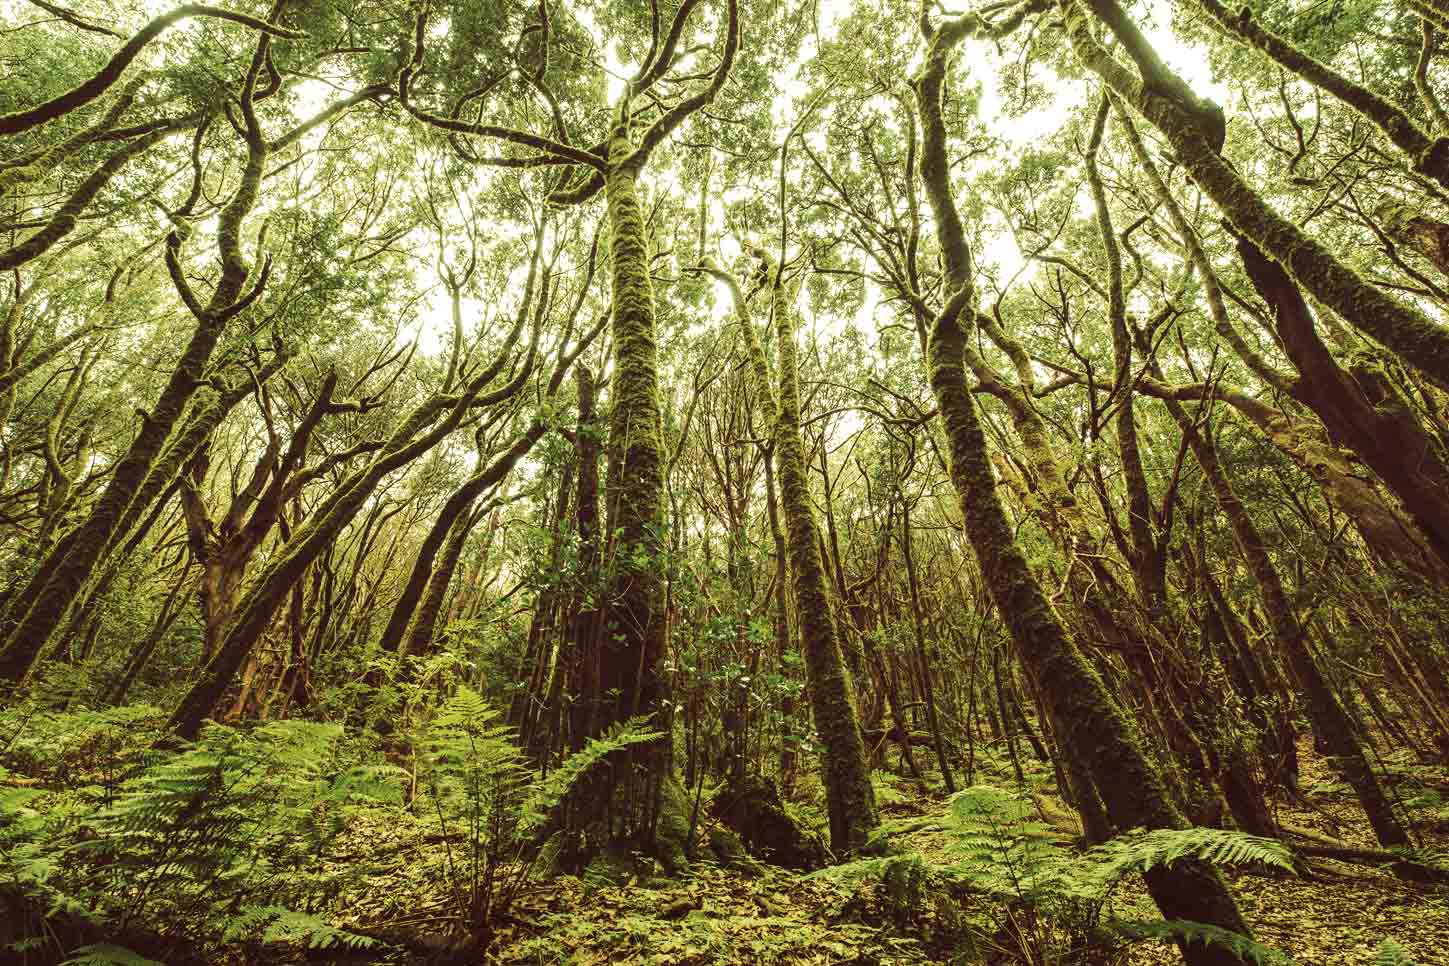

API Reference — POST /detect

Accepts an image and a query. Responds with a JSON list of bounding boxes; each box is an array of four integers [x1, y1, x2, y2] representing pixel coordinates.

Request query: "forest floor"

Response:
[[473, 737, 1449, 966]]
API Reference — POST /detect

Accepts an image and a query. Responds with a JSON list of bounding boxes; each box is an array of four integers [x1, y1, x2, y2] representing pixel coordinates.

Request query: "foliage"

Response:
[[1374, 938, 1420, 966], [0, 691, 667, 960], [813, 786, 1304, 964], [1117, 920, 1296, 966], [519, 714, 665, 834], [1080, 827, 1298, 885], [57, 945, 161, 966], [4, 0, 1449, 962], [1, 710, 394, 959]]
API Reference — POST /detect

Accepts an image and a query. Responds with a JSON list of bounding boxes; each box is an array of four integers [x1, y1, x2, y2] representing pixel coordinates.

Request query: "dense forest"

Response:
[[2, 0, 1449, 962]]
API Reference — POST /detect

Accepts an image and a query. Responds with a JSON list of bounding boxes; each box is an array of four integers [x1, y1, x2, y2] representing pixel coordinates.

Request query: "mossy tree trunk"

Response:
[[587, 137, 678, 854], [911, 10, 1252, 962], [168, 297, 539, 739], [0, 13, 289, 682], [767, 267, 880, 855], [567, 366, 605, 750], [705, 253, 879, 855], [1113, 101, 1449, 581], [1067, 0, 1449, 394]]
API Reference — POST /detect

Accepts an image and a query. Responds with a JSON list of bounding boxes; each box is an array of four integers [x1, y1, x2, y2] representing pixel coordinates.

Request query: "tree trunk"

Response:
[[912, 16, 1252, 959], [1149, 372, 1409, 847]]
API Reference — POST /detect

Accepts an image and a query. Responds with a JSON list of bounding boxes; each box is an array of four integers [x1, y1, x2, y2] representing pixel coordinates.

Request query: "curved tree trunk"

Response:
[[1143, 351, 1410, 847], [912, 13, 1253, 962], [168, 301, 538, 739], [0, 51, 272, 681]]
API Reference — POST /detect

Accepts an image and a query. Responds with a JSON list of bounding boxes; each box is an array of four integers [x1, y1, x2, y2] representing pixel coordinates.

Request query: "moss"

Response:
[[766, 265, 880, 856], [712, 773, 829, 870], [723, 251, 878, 855], [654, 775, 693, 874], [706, 825, 767, 876], [597, 142, 669, 740], [1194, 0, 1439, 180], [0, 131, 167, 273], [1144, 347, 1411, 846], [914, 16, 1254, 955]]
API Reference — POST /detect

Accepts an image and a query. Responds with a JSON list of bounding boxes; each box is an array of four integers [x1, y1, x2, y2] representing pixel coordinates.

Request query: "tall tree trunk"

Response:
[[585, 139, 678, 860], [0, 44, 273, 681], [912, 13, 1252, 961], [705, 251, 879, 855], [901, 499, 955, 792], [567, 367, 604, 750]]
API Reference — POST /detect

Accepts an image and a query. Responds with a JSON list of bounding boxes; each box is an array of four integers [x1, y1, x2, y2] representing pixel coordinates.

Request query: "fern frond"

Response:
[[804, 853, 914, 890], [1116, 919, 1296, 966], [519, 715, 663, 834], [1084, 827, 1296, 885], [225, 905, 380, 951], [1375, 937, 1419, 966], [59, 944, 162, 966]]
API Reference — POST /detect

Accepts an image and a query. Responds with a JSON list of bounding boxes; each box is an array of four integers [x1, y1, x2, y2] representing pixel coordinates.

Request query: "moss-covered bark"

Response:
[[912, 11, 1252, 962], [577, 134, 675, 851], [769, 269, 880, 855], [0, 94, 269, 682], [404, 505, 477, 659], [926, 301, 1251, 956], [705, 253, 879, 854], [1114, 102, 1449, 580], [1140, 344, 1410, 846], [567, 367, 605, 748], [1193, 0, 1449, 188], [1380, 205, 1449, 278], [168, 311, 537, 739]]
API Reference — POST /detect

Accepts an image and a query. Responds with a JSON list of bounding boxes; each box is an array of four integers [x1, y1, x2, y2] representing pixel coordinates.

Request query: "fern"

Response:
[[1389, 844, 1449, 871], [937, 786, 1080, 901], [59, 944, 162, 966], [1375, 938, 1419, 966], [1082, 827, 1297, 886], [1117, 920, 1297, 965], [817, 787, 1303, 966], [4, 714, 404, 962], [805, 852, 918, 890], [223, 905, 381, 951], [519, 714, 664, 834]]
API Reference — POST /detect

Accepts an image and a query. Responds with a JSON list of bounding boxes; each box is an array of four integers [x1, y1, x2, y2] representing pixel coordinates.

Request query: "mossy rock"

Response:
[[712, 775, 829, 871], [706, 824, 767, 876], [582, 849, 637, 888]]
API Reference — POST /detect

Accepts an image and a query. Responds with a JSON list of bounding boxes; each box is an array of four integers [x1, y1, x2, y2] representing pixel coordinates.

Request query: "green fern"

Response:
[[1082, 827, 1297, 886], [1389, 845, 1449, 870], [223, 905, 381, 951], [1375, 938, 1419, 966], [805, 852, 920, 891], [816, 787, 1303, 966], [59, 944, 162, 966], [937, 785, 1080, 900], [4, 714, 403, 961], [518, 714, 664, 834], [1117, 920, 1297, 965]]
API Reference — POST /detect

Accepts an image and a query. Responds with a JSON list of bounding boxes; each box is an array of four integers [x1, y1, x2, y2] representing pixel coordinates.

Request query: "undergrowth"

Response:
[[0, 693, 659, 964], [812, 785, 1302, 965]]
